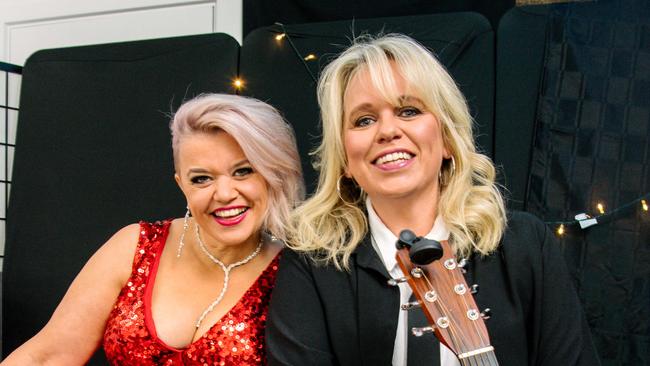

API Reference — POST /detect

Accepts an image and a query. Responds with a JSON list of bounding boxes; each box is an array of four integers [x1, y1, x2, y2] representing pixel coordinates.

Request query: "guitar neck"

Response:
[[459, 349, 499, 366]]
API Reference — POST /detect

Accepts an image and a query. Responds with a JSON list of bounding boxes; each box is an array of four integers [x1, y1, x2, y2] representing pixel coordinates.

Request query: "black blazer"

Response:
[[266, 211, 600, 365]]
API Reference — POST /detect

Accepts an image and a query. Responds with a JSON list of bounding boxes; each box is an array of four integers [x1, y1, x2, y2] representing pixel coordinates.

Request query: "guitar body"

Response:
[[396, 240, 499, 366]]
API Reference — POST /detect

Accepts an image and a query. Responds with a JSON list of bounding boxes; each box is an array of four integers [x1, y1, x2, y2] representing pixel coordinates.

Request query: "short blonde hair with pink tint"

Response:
[[170, 93, 304, 241]]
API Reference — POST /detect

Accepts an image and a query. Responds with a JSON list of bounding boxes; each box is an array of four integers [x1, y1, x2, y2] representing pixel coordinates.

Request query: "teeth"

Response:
[[215, 207, 246, 218], [375, 152, 413, 165]]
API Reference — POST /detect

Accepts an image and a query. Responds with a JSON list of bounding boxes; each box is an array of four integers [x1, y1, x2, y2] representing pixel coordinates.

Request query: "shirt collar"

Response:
[[366, 196, 450, 273]]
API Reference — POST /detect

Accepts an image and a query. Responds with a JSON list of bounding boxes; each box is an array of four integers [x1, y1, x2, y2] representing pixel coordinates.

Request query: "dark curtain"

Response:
[[526, 1, 650, 364]]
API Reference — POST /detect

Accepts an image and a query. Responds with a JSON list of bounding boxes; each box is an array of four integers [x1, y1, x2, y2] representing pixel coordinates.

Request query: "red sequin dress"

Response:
[[103, 220, 280, 365]]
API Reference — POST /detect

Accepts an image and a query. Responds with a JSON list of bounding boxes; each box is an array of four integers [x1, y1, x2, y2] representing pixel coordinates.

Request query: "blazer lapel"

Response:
[[354, 235, 401, 365]]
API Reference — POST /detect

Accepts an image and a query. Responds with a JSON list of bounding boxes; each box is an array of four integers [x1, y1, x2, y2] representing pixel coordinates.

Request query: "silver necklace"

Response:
[[193, 221, 263, 329]]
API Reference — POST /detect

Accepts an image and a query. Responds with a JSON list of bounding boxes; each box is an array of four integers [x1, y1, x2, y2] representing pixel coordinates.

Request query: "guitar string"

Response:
[[460, 344, 498, 366], [420, 263, 472, 358], [421, 253, 495, 365], [448, 257, 496, 366], [423, 255, 480, 357], [417, 262, 496, 366], [448, 254, 489, 351], [396, 249, 467, 361], [445, 261, 482, 356]]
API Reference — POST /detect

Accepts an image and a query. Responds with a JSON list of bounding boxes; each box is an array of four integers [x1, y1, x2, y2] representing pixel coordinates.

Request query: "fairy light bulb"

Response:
[[275, 33, 286, 41], [233, 78, 244, 90], [304, 54, 317, 61], [642, 199, 648, 212], [597, 203, 605, 214], [557, 224, 565, 236]]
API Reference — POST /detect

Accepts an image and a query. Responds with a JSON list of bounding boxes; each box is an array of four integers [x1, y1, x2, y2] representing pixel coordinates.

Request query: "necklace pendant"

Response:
[[192, 222, 264, 329]]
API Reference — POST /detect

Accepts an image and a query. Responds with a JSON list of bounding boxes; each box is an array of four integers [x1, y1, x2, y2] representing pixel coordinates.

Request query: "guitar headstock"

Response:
[[395, 239, 496, 363]]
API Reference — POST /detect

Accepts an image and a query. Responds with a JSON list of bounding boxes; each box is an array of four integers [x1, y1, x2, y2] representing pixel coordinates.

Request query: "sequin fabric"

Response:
[[103, 220, 280, 365]]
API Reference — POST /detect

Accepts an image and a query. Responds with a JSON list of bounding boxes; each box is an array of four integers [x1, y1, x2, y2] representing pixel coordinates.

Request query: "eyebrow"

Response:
[[346, 95, 424, 121], [397, 95, 423, 105], [185, 158, 251, 177], [232, 159, 251, 168], [186, 168, 209, 177], [346, 103, 374, 122]]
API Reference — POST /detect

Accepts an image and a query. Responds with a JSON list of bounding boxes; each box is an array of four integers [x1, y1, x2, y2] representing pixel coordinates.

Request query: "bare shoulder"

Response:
[[99, 223, 141, 258], [89, 223, 142, 286]]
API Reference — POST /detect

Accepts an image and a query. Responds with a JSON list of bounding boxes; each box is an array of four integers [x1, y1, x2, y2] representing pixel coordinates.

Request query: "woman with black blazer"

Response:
[[266, 34, 600, 366]]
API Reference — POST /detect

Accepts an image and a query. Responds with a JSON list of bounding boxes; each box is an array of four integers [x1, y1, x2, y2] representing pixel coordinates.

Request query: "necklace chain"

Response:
[[193, 221, 263, 329]]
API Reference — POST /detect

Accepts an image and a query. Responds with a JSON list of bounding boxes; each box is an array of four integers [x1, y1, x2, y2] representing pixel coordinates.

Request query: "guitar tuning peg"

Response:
[[470, 284, 479, 294], [400, 301, 421, 310], [480, 308, 492, 320], [411, 326, 435, 337], [387, 277, 409, 286], [458, 258, 468, 273]]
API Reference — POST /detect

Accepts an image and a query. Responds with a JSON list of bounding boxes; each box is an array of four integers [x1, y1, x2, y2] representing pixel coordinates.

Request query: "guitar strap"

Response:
[[407, 292, 441, 366]]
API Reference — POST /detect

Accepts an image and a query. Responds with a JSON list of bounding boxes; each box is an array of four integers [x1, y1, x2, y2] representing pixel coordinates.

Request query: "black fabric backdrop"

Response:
[[523, 1, 650, 364], [243, 0, 515, 36]]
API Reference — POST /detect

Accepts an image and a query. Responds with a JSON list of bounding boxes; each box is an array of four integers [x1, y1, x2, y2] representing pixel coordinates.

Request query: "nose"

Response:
[[376, 112, 402, 144], [213, 176, 238, 203]]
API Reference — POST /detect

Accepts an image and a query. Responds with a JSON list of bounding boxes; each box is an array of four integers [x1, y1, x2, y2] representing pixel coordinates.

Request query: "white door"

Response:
[[0, 0, 242, 66]]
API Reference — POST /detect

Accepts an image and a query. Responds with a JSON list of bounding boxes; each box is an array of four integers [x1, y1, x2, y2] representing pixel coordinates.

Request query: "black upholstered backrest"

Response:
[[3, 33, 239, 363], [241, 12, 495, 192], [495, 5, 549, 210]]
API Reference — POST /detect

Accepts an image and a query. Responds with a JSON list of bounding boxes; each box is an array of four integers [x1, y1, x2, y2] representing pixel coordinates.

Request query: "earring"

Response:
[[449, 156, 456, 177], [336, 175, 363, 206], [439, 156, 456, 186], [177, 206, 190, 258]]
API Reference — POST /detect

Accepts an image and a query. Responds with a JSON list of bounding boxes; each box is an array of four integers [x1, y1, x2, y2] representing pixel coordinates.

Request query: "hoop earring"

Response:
[[439, 156, 456, 186], [177, 206, 191, 258], [336, 175, 363, 206], [449, 156, 456, 177]]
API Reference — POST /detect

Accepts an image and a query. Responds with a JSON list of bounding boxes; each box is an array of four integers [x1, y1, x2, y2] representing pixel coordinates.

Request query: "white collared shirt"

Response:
[[366, 197, 461, 366]]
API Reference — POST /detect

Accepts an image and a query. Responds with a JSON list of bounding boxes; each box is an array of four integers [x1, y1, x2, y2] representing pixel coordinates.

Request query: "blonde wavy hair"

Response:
[[288, 34, 506, 269]]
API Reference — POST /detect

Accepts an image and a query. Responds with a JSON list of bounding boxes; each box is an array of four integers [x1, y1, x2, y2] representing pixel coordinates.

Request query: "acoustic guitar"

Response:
[[392, 229, 498, 365]]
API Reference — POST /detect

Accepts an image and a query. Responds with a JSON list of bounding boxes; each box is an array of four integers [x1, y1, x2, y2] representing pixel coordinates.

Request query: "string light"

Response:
[[597, 203, 605, 214], [557, 224, 565, 236], [272, 24, 318, 83], [232, 78, 244, 90], [642, 199, 648, 212], [304, 54, 317, 61]]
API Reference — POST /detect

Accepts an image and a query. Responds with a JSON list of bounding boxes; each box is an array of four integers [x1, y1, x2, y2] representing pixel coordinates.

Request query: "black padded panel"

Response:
[[495, 6, 550, 210], [243, 0, 515, 35], [241, 12, 495, 192], [3, 33, 239, 363]]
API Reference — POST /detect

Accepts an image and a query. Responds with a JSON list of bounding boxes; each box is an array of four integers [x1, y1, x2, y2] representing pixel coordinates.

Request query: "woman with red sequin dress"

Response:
[[2, 94, 304, 365]]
